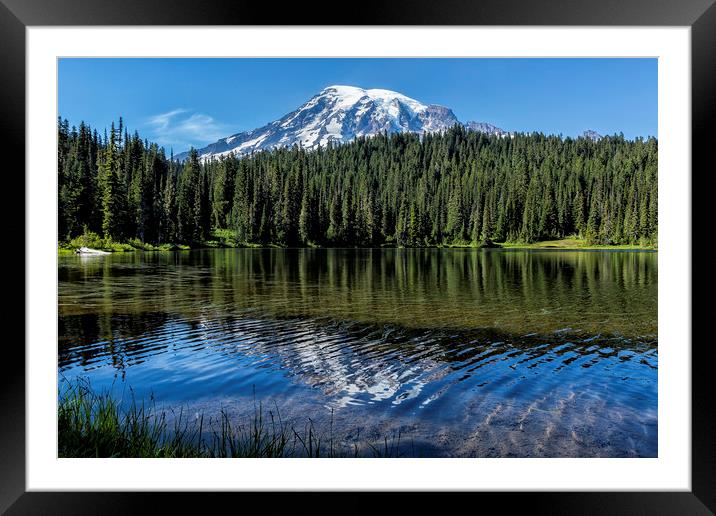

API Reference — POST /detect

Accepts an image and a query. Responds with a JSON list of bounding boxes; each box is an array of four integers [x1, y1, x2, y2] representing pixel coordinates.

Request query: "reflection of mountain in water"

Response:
[[58, 249, 658, 457], [59, 313, 656, 413]]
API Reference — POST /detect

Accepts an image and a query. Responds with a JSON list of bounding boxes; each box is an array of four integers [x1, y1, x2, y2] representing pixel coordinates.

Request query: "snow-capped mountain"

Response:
[[463, 121, 508, 137], [175, 85, 505, 161], [582, 129, 603, 141]]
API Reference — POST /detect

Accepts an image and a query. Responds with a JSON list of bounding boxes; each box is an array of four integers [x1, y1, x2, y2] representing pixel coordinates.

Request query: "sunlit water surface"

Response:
[[59, 248, 657, 457]]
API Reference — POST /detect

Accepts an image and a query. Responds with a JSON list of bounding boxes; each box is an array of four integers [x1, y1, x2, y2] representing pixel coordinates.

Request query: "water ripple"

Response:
[[58, 249, 657, 457]]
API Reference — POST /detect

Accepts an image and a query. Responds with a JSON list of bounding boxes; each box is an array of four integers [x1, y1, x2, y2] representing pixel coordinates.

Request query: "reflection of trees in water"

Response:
[[58, 249, 657, 369], [214, 249, 657, 335], [59, 312, 169, 373]]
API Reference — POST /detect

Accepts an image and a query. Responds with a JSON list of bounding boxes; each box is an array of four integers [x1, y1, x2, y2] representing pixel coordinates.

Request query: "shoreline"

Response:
[[58, 235, 656, 255], [497, 238, 657, 251]]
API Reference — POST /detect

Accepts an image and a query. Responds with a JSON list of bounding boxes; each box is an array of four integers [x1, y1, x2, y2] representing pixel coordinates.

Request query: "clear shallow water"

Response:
[[58, 248, 657, 457]]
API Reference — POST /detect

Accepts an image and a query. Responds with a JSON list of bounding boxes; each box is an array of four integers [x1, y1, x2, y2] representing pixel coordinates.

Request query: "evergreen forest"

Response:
[[58, 118, 658, 248]]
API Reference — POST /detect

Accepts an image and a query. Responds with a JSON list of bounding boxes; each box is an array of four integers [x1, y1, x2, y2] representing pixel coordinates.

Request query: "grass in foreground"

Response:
[[58, 380, 407, 458]]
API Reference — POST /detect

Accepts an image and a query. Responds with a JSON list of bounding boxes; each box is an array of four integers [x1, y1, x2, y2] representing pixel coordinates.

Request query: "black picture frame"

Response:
[[2, 0, 713, 512]]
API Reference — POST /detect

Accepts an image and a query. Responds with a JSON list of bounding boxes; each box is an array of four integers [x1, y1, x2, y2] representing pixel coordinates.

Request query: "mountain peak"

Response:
[[318, 85, 431, 114], [175, 86, 501, 161], [583, 129, 603, 141], [464, 121, 508, 137]]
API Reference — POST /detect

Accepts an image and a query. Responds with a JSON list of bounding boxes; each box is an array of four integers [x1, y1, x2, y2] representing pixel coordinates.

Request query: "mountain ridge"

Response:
[[174, 85, 506, 161]]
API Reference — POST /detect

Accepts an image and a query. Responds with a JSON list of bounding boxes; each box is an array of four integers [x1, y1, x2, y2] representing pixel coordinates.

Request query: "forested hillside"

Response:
[[58, 118, 657, 247]]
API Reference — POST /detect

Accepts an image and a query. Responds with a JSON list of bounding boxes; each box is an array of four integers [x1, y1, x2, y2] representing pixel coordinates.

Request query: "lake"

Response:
[[58, 248, 657, 457]]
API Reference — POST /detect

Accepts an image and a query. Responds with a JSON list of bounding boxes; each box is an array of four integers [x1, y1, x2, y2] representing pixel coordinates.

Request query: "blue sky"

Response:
[[58, 58, 657, 153]]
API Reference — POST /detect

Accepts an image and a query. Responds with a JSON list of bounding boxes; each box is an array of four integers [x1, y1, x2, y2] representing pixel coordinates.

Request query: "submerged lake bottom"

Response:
[[58, 248, 658, 457]]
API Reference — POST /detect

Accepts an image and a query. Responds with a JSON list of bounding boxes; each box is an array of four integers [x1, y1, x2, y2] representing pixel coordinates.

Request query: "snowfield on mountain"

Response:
[[174, 85, 506, 161]]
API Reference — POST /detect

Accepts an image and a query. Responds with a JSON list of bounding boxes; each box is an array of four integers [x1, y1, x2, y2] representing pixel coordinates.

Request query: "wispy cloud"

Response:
[[145, 109, 230, 152]]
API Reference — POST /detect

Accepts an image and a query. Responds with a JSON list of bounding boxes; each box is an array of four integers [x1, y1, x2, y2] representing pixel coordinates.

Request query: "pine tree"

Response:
[[177, 148, 201, 243], [298, 185, 313, 244], [98, 123, 122, 239]]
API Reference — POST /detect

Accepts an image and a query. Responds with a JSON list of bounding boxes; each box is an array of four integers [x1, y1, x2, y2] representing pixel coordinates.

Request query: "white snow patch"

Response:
[[324, 116, 343, 137], [236, 133, 269, 152], [322, 85, 428, 114]]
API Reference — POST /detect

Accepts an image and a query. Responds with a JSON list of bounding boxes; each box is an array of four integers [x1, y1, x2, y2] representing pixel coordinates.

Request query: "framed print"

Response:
[[3, 0, 714, 513]]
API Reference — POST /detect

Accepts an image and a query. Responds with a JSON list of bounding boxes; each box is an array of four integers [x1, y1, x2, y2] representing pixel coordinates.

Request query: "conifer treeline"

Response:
[[58, 118, 657, 247]]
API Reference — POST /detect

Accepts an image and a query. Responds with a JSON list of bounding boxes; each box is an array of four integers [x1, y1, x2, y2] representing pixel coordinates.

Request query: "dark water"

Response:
[[58, 248, 657, 457]]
